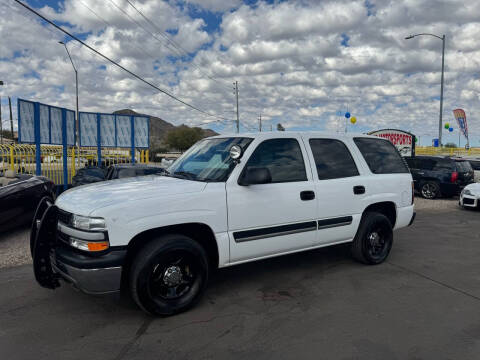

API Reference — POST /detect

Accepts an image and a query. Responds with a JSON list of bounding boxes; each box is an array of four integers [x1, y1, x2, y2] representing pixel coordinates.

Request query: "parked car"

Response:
[[467, 159, 480, 182], [459, 183, 480, 209], [32, 132, 415, 315], [405, 156, 474, 199], [0, 172, 55, 232], [72, 164, 167, 187]]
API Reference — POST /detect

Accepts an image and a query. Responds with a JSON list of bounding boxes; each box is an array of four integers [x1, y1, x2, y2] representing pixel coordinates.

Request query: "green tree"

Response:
[[166, 126, 204, 152], [444, 142, 457, 148]]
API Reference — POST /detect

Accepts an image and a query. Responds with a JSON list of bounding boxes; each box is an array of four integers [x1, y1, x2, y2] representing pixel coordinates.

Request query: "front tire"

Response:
[[351, 212, 393, 265], [129, 234, 209, 316]]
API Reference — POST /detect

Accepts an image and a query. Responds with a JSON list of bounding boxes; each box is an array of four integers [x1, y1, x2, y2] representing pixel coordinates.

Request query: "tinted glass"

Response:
[[405, 157, 417, 169], [456, 161, 473, 172], [117, 168, 137, 178], [432, 158, 454, 171], [469, 161, 480, 171], [309, 139, 359, 180], [354, 138, 409, 174], [415, 158, 435, 171], [246, 138, 307, 183]]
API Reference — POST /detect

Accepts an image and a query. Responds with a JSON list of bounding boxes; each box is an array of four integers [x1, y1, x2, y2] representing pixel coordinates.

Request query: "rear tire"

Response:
[[129, 234, 209, 316], [420, 181, 440, 199], [351, 212, 393, 265]]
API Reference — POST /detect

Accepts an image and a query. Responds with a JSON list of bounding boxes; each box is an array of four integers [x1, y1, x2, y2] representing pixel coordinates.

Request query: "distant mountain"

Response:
[[113, 109, 218, 150]]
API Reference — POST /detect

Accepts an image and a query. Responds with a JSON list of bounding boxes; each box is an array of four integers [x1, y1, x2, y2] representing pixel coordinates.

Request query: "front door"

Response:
[[226, 137, 317, 263]]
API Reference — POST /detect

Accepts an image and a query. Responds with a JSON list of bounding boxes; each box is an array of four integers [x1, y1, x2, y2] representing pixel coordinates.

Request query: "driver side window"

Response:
[[245, 138, 307, 183]]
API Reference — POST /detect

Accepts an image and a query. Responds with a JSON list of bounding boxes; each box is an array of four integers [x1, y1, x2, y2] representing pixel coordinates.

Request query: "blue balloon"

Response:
[[345, 112, 351, 118], [449, 127, 453, 132]]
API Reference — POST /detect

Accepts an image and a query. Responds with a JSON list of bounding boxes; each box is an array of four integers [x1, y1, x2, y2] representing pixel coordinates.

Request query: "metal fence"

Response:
[[415, 146, 480, 157], [0, 144, 148, 186]]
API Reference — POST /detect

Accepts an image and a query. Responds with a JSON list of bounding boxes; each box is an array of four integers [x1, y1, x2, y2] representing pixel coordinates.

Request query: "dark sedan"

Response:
[[72, 163, 167, 187], [0, 175, 55, 232]]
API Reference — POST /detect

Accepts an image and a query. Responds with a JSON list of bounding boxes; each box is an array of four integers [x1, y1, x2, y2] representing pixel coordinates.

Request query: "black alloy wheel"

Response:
[[130, 234, 209, 316], [420, 181, 440, 199], [351, 212, 393, 265]]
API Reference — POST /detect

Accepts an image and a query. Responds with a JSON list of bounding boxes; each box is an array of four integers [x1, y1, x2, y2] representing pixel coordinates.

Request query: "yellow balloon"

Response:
[[350, 117, 357, 124]]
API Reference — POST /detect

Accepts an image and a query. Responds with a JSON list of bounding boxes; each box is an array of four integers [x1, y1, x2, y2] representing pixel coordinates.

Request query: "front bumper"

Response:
[[31, 199, 126, 294], [50, 247, 126, 294], [459, 194, 479, 208]]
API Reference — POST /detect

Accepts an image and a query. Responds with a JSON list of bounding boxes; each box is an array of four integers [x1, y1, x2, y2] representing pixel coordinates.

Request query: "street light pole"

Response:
[[405, 33, 446, 147], [59, 41, 80, 169]]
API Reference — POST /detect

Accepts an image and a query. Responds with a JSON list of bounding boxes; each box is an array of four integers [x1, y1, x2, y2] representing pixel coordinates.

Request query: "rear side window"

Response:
[[246, 138, 307, 183], [470, 161, 480, 171], [432, 158, 454, 171], [456, 161, 472, 172], [309, 139, 359, 180], [354, 138, 409, 174]]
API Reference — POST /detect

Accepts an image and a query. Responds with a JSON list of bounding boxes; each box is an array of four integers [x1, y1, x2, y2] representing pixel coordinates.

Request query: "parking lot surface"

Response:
[[1, 205, 480, 360]]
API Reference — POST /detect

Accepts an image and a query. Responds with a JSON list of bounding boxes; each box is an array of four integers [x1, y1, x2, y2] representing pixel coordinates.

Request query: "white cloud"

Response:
[[1, 0, 480, 145]]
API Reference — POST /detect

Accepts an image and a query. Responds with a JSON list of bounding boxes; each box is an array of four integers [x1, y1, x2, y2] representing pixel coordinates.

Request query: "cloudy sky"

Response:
[[1, 0, 480, 145]]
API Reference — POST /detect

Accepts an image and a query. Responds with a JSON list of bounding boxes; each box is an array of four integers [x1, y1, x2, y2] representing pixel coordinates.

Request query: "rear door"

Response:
[[226, 137, 317, 263], [305, 137, 365, 245]]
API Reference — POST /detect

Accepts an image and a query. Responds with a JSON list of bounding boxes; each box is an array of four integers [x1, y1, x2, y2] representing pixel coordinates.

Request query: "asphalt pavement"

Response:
[[1, 206, 480, 360]]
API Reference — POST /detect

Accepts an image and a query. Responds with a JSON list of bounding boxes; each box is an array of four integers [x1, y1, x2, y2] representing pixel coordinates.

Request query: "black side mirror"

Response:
[[239, 166, 272, 186]]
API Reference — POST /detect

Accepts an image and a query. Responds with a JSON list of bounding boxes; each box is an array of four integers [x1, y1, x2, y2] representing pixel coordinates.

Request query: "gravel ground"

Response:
[[0, 197, 463, 269], [0, 225, 31, 269]]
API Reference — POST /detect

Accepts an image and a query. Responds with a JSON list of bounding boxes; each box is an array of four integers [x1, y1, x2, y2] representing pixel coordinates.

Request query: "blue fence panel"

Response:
[[66, 110, 76, 146], [50, 107, 63, 145], [18, 99, 35, 143], [79, 112, 98, 147], [116, 115, 132, 148], [134, 116, 149, 148], [39, 104, 50, 143], [100, 114, 116, 147]]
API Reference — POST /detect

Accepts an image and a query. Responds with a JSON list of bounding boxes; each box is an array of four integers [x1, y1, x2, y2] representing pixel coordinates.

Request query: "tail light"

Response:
[[451, 171, 458, 183], [411, 181, 414, 205]]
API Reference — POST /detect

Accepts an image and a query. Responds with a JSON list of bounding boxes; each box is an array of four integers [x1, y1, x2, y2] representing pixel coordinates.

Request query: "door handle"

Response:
[[300, 190, 315, 201], [353, 186, 365, 195]]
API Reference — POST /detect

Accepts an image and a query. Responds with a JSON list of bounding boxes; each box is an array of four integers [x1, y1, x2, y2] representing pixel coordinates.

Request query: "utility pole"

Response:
[[233, 81, 239, 133], [439, 34, 445, 147], [258, 114, 262, 132], [405, 33, 445, 146], [60, 41, 80, 168], [8, 96, 13, 140]]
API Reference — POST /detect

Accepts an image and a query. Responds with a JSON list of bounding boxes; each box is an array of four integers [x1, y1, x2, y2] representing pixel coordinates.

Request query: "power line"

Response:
[[13, 0, 233, 123], [124, 0, 232, 88]]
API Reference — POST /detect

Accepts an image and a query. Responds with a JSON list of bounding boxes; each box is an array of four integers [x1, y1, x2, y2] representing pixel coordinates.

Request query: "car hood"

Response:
[[465, 182, 480, 194], [56, 175, 207, 215]]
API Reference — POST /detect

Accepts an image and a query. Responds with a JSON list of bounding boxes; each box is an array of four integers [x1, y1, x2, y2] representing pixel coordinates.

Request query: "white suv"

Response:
[[31, 132, 415, 315]]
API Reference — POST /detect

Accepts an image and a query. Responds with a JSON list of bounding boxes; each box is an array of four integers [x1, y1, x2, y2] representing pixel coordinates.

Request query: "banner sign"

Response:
[[453, 109, 468, 140], [368, 129, 415, 157], [18, 99, 76, 145]]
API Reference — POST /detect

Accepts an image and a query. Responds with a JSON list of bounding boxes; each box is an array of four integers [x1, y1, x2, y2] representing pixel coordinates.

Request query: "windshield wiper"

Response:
[[172, 171, 197, 180]]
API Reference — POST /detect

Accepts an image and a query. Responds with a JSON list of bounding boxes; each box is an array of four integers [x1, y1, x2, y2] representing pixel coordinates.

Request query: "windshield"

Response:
[[167, 137, 253, 182]]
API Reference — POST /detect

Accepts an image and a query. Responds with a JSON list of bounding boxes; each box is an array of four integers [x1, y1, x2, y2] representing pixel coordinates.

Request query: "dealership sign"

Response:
[[368, 129, 415, 157]]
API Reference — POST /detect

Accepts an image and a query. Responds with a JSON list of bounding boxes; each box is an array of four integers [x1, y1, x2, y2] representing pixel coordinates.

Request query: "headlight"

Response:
[[71, 214, 106, 231], [463, 189, 473, 196]]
